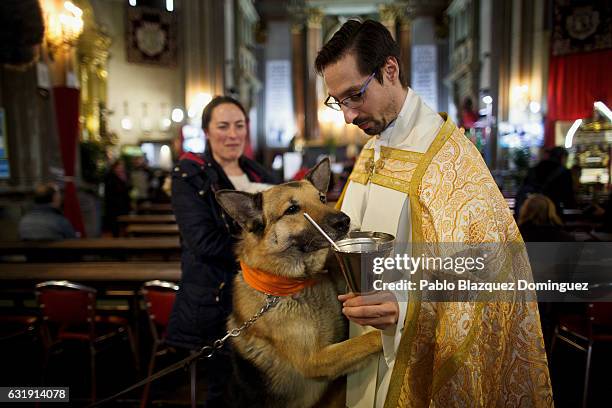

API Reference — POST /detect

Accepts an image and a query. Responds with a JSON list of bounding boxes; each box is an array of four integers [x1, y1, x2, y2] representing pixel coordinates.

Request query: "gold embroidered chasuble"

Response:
[[337, 114, 554, 407]]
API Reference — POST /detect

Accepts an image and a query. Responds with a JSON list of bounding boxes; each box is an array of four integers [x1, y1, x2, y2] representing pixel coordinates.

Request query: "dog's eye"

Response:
[[319, 194, 327, 204], [284, 204, 300, 216]]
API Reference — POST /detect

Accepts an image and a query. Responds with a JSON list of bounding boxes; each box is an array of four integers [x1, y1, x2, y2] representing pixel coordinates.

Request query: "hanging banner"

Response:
[[126, 6, 178, 66], [264, 60, 295, 147], [552, 0, 612, 56], [411, 45, 438, 111]]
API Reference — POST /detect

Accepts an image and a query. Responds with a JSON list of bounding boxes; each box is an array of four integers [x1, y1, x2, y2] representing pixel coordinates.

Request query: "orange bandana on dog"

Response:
[[240, 261, 317, 297]]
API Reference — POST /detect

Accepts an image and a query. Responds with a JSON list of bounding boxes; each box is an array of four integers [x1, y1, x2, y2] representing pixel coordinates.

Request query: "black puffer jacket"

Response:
[[166, 149, 276, 350]]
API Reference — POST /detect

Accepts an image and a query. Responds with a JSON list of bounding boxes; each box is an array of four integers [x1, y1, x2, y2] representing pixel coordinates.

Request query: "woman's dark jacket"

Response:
[[166, 149, 276, 350]]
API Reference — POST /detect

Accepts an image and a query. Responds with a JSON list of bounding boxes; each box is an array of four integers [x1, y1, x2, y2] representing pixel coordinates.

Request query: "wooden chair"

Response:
[[36, 280, 138, 402]]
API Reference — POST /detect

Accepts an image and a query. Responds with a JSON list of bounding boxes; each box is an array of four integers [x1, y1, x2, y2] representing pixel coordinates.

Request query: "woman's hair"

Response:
[[315, 19, 405, 86], [201, 96, 248, 131], [518, 194, 562, 226]]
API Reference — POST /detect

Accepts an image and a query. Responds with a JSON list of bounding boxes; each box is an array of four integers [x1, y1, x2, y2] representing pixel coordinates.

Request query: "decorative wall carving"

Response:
[[126, 6, 177, 67], [552, 0, 611, 56]]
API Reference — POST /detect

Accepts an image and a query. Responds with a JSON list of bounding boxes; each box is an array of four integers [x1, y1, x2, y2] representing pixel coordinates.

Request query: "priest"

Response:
[[315, 19, 553, 407]]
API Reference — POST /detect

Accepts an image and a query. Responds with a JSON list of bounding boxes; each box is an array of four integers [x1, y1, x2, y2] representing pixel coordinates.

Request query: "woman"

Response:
[[518, 193, 574, 242], [166, 96, 276, 405], [517, 194, 576, 351]]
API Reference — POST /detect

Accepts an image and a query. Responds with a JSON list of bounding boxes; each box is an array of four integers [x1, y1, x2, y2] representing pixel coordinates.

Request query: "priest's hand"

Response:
[[338, 291, 399, 330]]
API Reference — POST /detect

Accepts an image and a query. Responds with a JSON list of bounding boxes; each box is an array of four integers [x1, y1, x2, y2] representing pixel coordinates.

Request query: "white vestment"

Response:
[[340, 88, 443, 408]]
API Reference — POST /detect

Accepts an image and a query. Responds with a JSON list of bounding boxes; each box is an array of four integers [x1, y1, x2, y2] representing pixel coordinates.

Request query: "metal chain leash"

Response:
[[199, 294, 280, 358], [87, 294, 281, 407]]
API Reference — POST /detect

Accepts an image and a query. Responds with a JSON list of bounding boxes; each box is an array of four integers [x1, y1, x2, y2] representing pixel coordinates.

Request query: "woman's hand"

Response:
[[338, 291, 399, 330]]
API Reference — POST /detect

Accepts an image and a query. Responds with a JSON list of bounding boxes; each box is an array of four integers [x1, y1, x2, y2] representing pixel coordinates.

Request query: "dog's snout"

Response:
[[327, 212, 350, 234]]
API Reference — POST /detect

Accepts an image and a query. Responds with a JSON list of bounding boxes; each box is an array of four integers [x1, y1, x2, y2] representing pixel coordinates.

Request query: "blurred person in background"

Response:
[[149, 169, 171, 203], [518, 193, 574, 242], [600, 192, 612, 233], [517, 193, 575, 351], [570, 164, 582, 199], [19, 182, 76, 240], [459, 96, 478, 130], [103, 159, 131, 237], [166, 96, 276, 406], [130, 155, 153, 204], [515, 146, 576, 218]]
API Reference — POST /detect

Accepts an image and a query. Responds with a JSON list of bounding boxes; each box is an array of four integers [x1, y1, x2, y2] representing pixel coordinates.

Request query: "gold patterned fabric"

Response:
[[348, 145, 423, 195], [349, 148, 375, 185], [338, 114, 553, 407]]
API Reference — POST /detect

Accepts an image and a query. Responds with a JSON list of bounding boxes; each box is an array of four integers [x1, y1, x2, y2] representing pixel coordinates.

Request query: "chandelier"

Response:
[[45, 1, 84, 52]]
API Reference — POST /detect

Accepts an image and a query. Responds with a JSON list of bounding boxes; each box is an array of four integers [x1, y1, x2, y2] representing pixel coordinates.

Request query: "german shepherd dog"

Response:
[[215, 159, 382, 408]]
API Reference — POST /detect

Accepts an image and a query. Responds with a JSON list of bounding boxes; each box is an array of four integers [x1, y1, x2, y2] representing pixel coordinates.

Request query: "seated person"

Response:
[[19, 182, 76, 240], [515, 146, 576, 219], [518, 193, 574, 242]]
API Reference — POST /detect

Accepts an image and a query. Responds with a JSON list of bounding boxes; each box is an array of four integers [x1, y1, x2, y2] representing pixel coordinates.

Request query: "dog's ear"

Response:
[[215, 190, 265, 234], [305, 158, 331, 193]]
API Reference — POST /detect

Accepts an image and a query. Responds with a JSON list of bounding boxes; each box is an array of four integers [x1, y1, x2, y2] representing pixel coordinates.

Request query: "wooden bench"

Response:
[[0, 237, 181, 261], [125, 224, 180, 237], [0, 261, 182, 307], [0, 261, 181, 309], [135, 203, 173, 214], [118, 214, 176, 224], [0, 262, 181, 286], [0, 261, 182, 364]]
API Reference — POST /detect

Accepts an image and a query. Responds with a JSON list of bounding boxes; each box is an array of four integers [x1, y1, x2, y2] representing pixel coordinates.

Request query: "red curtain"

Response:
[[545, 49, 612, 146], [53, 86, 86, 237]]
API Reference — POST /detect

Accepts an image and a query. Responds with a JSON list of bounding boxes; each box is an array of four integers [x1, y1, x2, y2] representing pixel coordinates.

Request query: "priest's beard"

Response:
[[352, 100, 398, 135]]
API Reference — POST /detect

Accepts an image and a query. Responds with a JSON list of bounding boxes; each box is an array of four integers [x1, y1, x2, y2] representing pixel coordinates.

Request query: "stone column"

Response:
[[77, 31, 111, 141], [182, 0, 226, 115], [291, 20, 306, 140], [208, 1, 226, 96], [398, 10, 412, 86], [531, 0, 548, 111], [379, 4, 399, 40], [305, 8, 323, 140]]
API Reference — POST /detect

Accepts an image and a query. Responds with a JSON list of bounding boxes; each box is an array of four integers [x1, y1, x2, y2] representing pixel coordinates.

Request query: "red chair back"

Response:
[[587, 283, 612, 328], [142, 280, 178, 338], [588, 302, 612, 327], [36, 281, 96, 326], [144, 290, 176, 327], [38, 290, 94, 325]]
